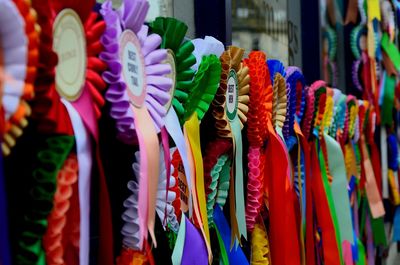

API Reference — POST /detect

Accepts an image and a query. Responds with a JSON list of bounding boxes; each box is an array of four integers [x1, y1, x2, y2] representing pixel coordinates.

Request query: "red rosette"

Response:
[[243, 51, 272, 147], [31, 0, 106, 135]]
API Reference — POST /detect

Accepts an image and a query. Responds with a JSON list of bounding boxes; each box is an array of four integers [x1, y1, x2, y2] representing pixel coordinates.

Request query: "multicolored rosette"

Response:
[[16, 136, 74, 265], [301, 80, 326, 139], [269, 62, 288, 138], [1, 0, 39, 156], [286, 67, 306, 125], [329, 89, 346, 140], [100, 0, 173, 249], [265, 60, 301, 264], [208, 46, 249, 241], [350, 24, 367, 92], [242, 51, 271, 232]]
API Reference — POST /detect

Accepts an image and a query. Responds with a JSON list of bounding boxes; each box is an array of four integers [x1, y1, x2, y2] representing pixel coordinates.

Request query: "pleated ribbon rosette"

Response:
[[172, 35, 222, 264], [100, 0, 173, 253], [149, 17, 196, 220], [118, 147, 179, 264], [1, 0, 39, 156], [242, 51, 271, 232], [209, 46, 250, 243], [16, 136, 75, 264], [31, 1, 114, 264], [266, 61, 302, 264]]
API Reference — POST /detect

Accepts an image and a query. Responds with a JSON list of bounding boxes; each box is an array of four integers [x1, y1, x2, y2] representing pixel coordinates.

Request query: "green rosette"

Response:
[[16, 136, 74, 265], [323, 26, 337, 61], [215, 157, 232, 209], [350, 25, 367, 59], [150, 17, 197, 124], [183, 55, 222, 122], [207, 154, 230, 225]]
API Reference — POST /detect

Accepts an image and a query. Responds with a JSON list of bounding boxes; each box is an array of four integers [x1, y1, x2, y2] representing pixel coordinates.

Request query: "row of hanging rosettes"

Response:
[[1, 0, 399, 264]]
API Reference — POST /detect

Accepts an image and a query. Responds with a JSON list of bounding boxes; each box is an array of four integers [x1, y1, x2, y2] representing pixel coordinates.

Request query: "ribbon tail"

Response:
[[61, 99, 95, 265], [231, 117, 247, 241], [165, 109, 193, 217], [132, 105, 160, 248], [184, 113, 212, 262], [161, 127, 171, 227], [172, 214, 186, 265]]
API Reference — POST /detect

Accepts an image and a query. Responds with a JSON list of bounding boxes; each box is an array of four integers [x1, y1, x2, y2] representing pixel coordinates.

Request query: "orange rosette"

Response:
[[242, 51, 272, 232], [42, 154, 79, 265], [211, 46, 249, 138]]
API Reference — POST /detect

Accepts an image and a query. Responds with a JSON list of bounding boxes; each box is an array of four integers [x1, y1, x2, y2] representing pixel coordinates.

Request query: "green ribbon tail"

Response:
[[318, 142, 344, 264], [231, 116, 247, 240], [214, 224, 229, 265], [381, 74, 395, 125]]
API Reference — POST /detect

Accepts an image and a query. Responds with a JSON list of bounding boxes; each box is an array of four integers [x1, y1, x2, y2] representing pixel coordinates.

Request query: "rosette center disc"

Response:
[[226, 69, 238, 120], [53, 9, 87, 101], [120, 29, 147, 108]]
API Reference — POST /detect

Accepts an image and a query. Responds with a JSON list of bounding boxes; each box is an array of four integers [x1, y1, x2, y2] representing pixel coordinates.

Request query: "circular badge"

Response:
[[53, 9, 87, 101], [120, 30, 147, 108], [163, 49, 176, 111], [226, 69, 238, 120]]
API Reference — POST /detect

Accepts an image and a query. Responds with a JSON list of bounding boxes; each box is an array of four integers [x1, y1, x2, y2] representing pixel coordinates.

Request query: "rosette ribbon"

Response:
[[322, 89, 355, 264], [100, 0, 172, 250], [149, 17, 196, 219], [286, 66, 308, 263], [177, 36, 222, 262], [1, 0, 39, 156], [32, 0, 114, 263], [121, 147, 179, 259], [266, 61, 301, 264], [302, 81, 343, 264], [243, 51, 271, 233], [211, 46, 250, 243], [358, 101, 385, 219]]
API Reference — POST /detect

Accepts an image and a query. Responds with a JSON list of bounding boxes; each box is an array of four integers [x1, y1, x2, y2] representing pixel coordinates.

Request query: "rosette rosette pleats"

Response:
[[16, 136, 74, 265], [206, 46, 249, 242], [100, 0, 173, 253], [1, 0, 39, 156], [243, 51, 271, 232], [149, 17, 196, 227]]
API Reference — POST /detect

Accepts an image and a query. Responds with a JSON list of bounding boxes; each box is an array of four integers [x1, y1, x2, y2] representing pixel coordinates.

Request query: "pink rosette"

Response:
[[245, 147, 266, 231]]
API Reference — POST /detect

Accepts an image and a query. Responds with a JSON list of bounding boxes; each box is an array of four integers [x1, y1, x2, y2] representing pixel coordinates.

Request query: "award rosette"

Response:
[[0, 0, 39, 156], [31, 1, 114, 264], [266, 60, 301, 264], [149, 17, 196, 219], [100, 0, 173, 252], [16, 136, 75, 264], [242, 51, 271, 232], [209, 46, 250, 242], [173, 35, 222, 263], [119, 147, 179, 264]]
